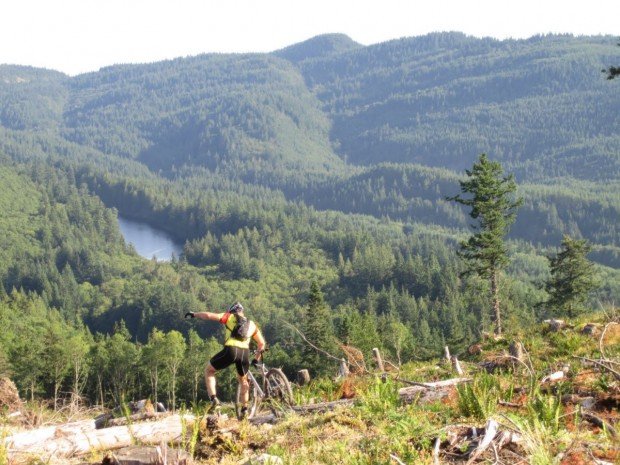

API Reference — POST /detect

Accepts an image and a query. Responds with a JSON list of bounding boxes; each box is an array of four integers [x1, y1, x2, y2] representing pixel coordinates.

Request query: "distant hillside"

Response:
[[0, 65, 67, 131], [294, 32, 620, 180], [1, 33, 618, 180], [63, 54, 342, 174]]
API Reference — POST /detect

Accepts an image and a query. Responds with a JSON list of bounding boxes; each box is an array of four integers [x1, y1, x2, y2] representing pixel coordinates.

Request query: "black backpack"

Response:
[[230, 315, 252, 341]]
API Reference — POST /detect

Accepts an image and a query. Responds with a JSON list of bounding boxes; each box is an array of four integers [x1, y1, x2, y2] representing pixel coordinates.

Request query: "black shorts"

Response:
[[209, 346, 250, 376]]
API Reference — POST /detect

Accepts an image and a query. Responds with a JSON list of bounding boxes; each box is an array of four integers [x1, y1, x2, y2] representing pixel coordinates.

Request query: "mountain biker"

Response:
[[185, 302, 265, 418]]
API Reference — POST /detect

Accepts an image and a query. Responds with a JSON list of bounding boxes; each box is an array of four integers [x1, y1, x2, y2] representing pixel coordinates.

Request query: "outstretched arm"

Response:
[[185, 311, 224, 321], [195, 311, 224, 321]]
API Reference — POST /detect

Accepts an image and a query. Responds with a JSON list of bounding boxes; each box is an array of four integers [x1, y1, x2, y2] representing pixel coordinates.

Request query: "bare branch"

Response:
[[573, 356, 620, 381], [283, 322, 343, 362], [599, 322, 617, 360], [581, 411, 617, 439]]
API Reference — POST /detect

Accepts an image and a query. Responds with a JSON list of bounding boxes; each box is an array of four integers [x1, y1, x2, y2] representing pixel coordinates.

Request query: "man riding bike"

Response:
[[185, 302, 266, 418]]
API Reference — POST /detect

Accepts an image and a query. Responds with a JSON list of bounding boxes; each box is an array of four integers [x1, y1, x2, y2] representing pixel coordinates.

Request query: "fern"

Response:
[[457, 373, 501, 420]]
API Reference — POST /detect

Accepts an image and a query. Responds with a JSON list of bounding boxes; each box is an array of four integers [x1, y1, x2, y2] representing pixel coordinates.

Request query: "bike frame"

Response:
[[246, 369, 265, 399]]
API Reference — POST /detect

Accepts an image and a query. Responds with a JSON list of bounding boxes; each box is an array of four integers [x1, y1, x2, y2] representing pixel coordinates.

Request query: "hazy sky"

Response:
[[1, 0, 617, 75]]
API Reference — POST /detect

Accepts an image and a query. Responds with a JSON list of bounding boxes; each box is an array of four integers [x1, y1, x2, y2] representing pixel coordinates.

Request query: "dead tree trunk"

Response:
[[372, 348, 385, 372], [451, 356, 464, 376]]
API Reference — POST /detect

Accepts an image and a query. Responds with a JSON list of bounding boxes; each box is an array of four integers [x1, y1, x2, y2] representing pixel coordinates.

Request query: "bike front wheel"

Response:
[[265, 368, 294, 414]]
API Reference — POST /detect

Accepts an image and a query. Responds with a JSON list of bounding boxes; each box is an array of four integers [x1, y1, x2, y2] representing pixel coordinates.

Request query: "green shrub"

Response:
[[527, 391, 562, 434], [357, 377, 399, 416], [457, 373, 502, 420]]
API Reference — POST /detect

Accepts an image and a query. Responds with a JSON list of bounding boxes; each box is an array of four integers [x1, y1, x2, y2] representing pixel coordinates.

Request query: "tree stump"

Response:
[[451, 356, 464, 375], [580, 323, 600, 336], [297, 369, 310, 386], [467, 343, 482, 356], [372, 348, 385, 372], [509, 341, 524, 364], [544, 319, 567, 332]]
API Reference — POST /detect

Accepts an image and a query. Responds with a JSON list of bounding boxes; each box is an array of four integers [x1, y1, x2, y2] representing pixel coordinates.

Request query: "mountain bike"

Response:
[[236, 353, 294, 420]]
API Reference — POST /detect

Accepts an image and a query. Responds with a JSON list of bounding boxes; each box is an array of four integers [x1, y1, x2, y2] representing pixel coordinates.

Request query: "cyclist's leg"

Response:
[[205, 363, 218, 398], [237, 373, 250, 405], [234, 347, 251, 416], [207, 347, 234, 401]]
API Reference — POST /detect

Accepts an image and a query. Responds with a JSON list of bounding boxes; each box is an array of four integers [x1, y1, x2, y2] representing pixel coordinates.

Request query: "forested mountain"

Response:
[[0, 33, 618, 407], [2, 33, 619, 181], [296, 33, 620, 179]]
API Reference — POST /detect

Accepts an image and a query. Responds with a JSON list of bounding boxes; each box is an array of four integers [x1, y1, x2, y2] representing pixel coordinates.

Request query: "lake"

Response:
[[118, 216, 183, 261]]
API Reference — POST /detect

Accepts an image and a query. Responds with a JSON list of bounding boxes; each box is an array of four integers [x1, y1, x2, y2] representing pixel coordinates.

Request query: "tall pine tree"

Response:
[[448, 154, 522, 335], [301, 282, 337, 377]]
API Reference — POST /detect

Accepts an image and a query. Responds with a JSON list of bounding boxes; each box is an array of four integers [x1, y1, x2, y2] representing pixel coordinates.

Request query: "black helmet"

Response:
[[228, 302, 244, 314]]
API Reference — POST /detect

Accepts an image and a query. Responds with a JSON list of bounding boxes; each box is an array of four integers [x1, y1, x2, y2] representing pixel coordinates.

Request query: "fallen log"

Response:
[[4, 418, 97, 451], [399, 377, 472, 405], [292, 398, 356, 413], [498, 400, 522, 409], [249, 413, 278, 425], [102, 445, 189, 465], [104, 411, 171, 427], [5, 413, 195, 459], [436, 422, 523, 464]]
